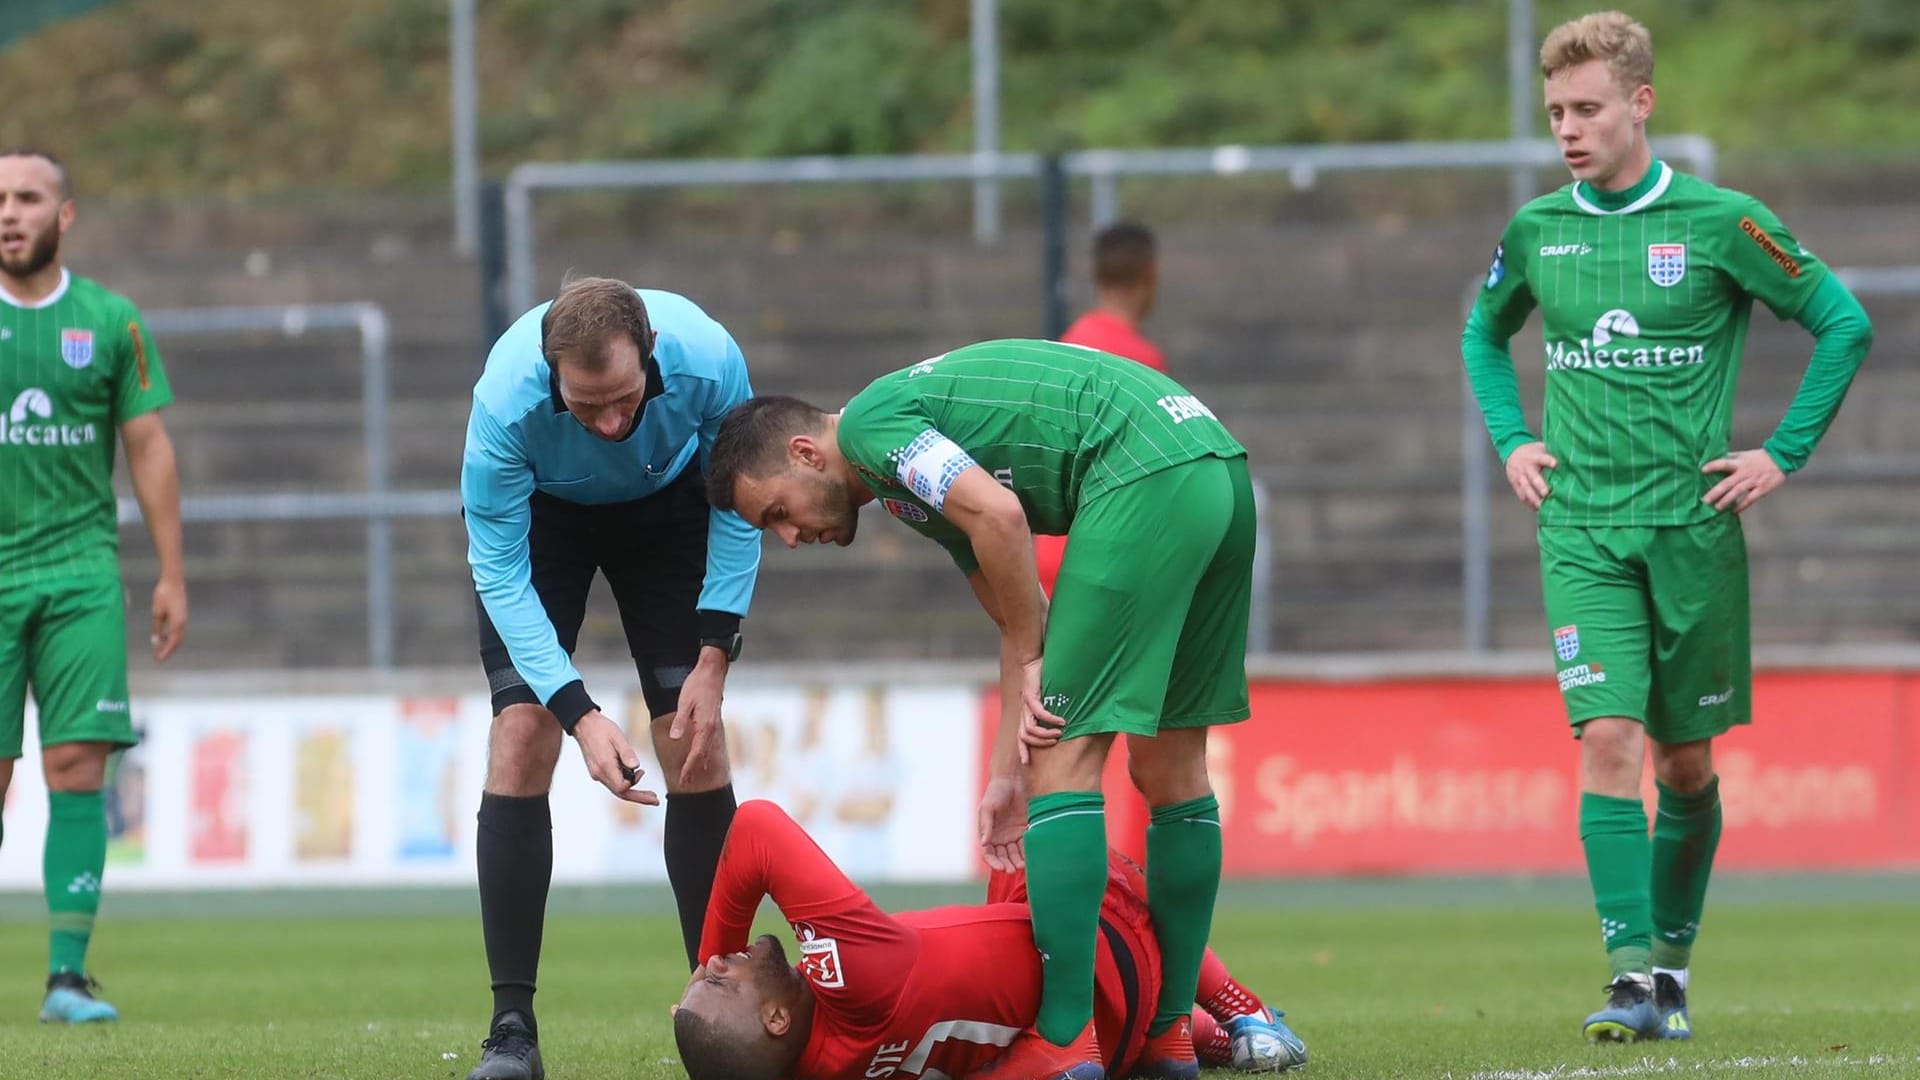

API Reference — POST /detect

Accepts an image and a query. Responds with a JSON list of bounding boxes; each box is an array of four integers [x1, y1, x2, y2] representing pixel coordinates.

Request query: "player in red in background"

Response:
[[1039, 223, 1166, 599], [673, 800, 1305, 1079]]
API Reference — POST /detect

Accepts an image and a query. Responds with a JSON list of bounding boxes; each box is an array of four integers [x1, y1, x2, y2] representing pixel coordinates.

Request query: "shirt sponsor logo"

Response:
[[0, 388, 98, 447], [1485, 243, 1505, 288], [60, 329, 94, 369], [1648, 242, 1686, 287], [1739, 216, 1803, 278], [1553, 625, 1580, 662], [881, 497, 928, 522], [794, 922, 845, 989], [1544, 308, 1706, 372], [1539, 243, 1593, 257], [1558, 662, 1608, 692], [1156, 394, 1218, 424]]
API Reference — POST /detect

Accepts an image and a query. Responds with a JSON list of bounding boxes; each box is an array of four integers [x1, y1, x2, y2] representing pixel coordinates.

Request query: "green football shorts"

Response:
[[0, 576, 137, 759], [1041, 454, 1255, 739], [1538, 515, 1752, 743]]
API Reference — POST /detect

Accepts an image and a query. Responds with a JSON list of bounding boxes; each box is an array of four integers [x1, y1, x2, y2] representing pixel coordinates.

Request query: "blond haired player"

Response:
[[1461, 12, 1873, 1043]]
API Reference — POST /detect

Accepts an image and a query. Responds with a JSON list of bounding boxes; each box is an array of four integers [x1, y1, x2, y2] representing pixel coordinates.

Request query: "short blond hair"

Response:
[[1540, 11, 1653, 93]]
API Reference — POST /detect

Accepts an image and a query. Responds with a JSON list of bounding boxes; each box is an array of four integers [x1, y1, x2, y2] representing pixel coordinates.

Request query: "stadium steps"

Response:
[[61, 197, 1915, 669]]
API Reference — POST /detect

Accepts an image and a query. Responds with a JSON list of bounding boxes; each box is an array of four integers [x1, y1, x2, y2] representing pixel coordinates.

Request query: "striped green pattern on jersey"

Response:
[[838, 339, 1244, 570], [0, 271, 172, 586], [1470, 163, 1825, 526]]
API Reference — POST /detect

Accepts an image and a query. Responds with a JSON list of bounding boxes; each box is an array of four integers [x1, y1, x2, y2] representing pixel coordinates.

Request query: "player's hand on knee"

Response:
[[1701, 448, 1786, 513], [1018, 659, 1066, 763], [575, 710, 659, 805], [1503, 441, 1557, 510], [668, 661, 727, 787], [1019, 711, 1064, 755]]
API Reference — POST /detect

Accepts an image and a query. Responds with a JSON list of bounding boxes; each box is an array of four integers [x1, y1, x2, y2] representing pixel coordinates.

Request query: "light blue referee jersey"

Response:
[[461, 288, 760, 711]]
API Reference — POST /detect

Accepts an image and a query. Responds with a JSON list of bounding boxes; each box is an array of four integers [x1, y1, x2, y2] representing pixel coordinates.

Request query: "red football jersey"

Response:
[[1058, 309, 1167, 373], [701, 801, 1156, 1080]]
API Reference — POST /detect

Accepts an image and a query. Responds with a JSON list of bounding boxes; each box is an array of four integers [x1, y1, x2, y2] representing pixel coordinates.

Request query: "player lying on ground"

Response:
[[671, 800, 1305, 1079]]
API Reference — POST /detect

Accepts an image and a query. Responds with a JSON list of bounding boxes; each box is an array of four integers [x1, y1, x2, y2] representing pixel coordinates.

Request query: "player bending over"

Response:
[[672, 800, 1305, 1079]]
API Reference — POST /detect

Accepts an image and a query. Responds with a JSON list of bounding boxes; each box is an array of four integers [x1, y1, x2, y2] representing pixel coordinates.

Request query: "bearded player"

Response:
[[672, 799, 1304, 1079], [708, 339, 1258, 1078], [1461, 11, 1872, 1043], [0, 148, 187, 1024]]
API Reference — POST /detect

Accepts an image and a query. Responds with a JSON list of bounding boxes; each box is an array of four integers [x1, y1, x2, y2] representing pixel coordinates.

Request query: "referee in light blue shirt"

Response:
[[459, 277, 760, 1080]]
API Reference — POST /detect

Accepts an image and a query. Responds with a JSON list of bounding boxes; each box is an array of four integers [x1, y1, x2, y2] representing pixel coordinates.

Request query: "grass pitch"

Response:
[[1, 876, 1916, 1079]]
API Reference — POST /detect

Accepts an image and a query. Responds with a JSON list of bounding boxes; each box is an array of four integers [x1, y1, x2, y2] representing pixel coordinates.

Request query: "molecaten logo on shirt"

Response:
[[0, 388, 98, 447]]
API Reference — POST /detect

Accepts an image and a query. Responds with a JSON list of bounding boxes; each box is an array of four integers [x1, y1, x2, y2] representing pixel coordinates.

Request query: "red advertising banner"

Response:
[[980, 673, 1920, 876]]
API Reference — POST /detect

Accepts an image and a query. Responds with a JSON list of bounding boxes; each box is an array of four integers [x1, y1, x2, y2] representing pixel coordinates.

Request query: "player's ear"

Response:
[[761, 1000, 792, 1037], [790, 434, 824, 470], [1631, 83, 1654, 124]]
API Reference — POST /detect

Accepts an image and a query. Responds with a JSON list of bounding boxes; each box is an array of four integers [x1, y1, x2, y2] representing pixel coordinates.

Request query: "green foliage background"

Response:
[[1, 0, 1915, 197]]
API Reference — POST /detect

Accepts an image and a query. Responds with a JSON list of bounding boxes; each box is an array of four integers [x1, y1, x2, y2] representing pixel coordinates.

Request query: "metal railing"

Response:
[[115, 304, 409, 669], [503, 136, 1719, 315]]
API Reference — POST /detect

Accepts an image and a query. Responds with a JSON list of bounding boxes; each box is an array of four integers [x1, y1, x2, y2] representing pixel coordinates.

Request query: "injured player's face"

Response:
[[680, 934, 805, 1017], [674, 934, 812, 1063]]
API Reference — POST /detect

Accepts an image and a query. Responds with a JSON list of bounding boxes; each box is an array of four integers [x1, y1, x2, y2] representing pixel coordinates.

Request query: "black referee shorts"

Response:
[[474, 465, 708, 721]]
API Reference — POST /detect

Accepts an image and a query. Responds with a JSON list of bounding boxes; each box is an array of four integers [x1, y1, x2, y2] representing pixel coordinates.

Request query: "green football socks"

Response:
[[1580, 792, 1653, 979], [1651, 776, 1721, 971], [46, 790, 108, 976], [1147, 794, 1223, 1037], [1024, 790, 1107, 1046]]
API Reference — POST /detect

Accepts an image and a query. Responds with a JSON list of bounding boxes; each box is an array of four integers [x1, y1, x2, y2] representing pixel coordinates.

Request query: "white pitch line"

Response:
[[1466, 1054, 1920, 1080]]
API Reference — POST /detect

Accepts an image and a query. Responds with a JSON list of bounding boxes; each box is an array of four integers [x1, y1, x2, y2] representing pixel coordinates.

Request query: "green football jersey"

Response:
[[837, 339, 1246, 572], [0, 271, 173, 586], [1468, 161, 1827, 526]]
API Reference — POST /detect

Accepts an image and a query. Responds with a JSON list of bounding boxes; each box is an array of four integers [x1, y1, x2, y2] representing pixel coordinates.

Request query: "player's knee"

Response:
[[0, 757, 15, 799], [1652, 739, 1714, 793], [649, 712, 733, 795], [1577, 718, 1644, 794], [485, 704, 563, 795], [41, 741, 110, 792], [1127, 729, 1211, 804], [1030, 732, 1113, 794]]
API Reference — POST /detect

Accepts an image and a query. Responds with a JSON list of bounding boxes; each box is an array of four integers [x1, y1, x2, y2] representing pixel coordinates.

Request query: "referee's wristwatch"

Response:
[[700, 632, 743, 663], [696, 610, 744, 662]]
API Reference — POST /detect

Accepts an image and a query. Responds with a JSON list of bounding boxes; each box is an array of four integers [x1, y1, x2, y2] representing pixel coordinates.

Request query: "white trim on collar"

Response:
[[1571, 161, 1672, 216], [0, 267, 72, 309]]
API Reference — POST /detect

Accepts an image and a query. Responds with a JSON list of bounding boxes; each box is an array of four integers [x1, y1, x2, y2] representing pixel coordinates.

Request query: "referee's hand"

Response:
[[575, 711, 659, 805]]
